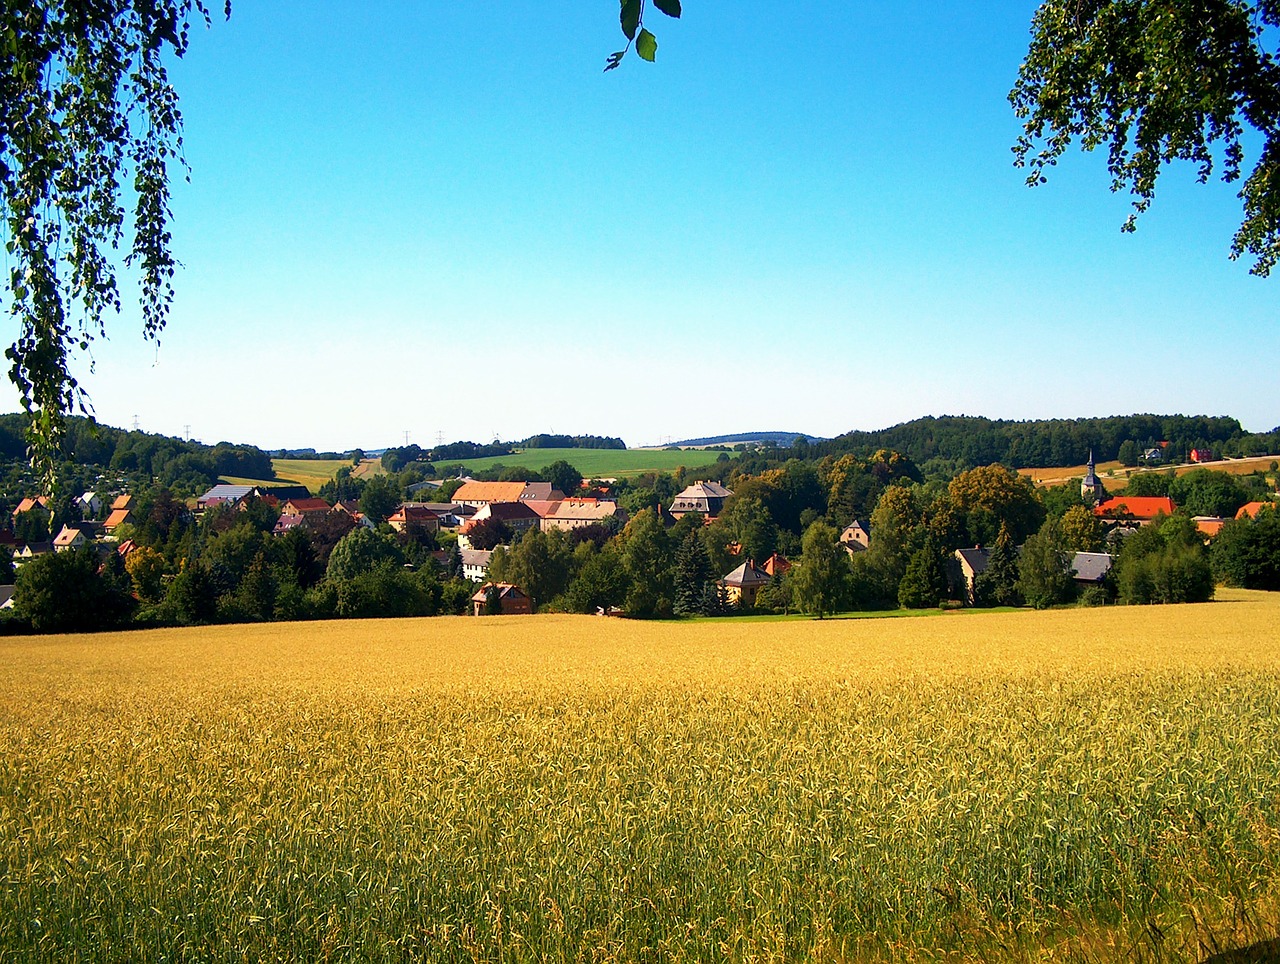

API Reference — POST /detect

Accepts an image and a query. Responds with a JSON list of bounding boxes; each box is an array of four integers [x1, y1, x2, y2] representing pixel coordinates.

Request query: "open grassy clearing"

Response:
[[1, 592, 1279, 962], [270, 458, 353, 492], [420, 447, 738, 479]]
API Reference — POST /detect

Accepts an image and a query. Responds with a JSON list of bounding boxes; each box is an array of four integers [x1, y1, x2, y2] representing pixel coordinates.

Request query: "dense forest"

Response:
[[801, 414, 1278, 469]]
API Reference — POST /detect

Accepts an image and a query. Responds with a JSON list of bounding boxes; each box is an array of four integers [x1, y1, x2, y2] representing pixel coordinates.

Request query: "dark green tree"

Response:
[[1212, 506, 1280, 589], [793, 520, 847, 618], [897, 537, 950, 609], [543, 460, 583, 497], [673, 529, 713, 616], [13, 546, 134, 632], [325, 528, 404, 582], [619, 508, 674, 618], [1017, 518, 1077, 609], [358, 474, 401, 525], [1013, 0, 1280, 276], [1115, 515, 1215, 604], [973, 523, 1022, 607]]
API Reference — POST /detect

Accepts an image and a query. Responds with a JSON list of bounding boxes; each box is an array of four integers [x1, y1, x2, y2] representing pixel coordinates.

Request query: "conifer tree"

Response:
[[673, 529, 713, 616]]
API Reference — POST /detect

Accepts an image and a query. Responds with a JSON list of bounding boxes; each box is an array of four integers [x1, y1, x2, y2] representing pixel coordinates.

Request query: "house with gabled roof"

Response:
[[388, 503, 441, 534], [952, 547, 991, 603], [471, 582, 533, 616], [53, 525, 90, 552], [281, 497, 331, 518], [839, 520, 871, 553], [669, 481, 733, 520], [103, 507, 136, 534], [760, 552, 791, 578], [460, 548, 493, 582], [458, 502, 540, 548], [12, 496, 51, 522], [718, 559, 771, 608], [110, 493, 134, 511], [76, 492, 102, 517]]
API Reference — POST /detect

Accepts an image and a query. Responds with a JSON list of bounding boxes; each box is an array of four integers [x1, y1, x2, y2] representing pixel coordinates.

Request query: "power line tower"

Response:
[[183, 424, 191, 441], [131, 414, 140, 432], [435, 430, 444, 447], [403, 430, 411, 447]]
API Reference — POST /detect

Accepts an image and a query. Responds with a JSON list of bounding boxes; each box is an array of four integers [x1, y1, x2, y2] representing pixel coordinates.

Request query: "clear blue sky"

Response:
[[42, 1, 1280, 451]]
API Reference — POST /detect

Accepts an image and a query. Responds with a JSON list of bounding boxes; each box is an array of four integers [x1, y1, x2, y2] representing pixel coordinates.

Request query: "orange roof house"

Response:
[[453, 481, 529, 507], [103, 508, 136, 532], [1093, 496, 1176, 523], [111, 494, 134, 511]]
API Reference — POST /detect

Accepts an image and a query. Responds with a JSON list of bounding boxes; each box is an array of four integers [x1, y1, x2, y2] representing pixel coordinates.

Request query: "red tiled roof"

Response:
[[454, 481, 527, 503], [1236, 501, 1275, 520], [1194, 517, 1227, 539], [1094, 496, 1176, 520], [103, 508, 134, 530]]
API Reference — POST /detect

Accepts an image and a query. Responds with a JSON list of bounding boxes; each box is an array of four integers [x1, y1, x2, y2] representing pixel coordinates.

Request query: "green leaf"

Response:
[[636, 28, 657, 62], [653, 0, 681, 18], [620, 0, 640, 40]]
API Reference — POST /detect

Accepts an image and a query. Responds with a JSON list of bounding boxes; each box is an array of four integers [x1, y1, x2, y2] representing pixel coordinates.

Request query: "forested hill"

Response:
[[807, 415, 1276, 469], [0, 414, 274, 493]]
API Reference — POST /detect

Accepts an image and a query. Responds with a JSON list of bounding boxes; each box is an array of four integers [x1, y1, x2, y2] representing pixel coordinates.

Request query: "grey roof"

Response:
[[678, 481, 733, 499], [0, 585, 14, 608], [720, 561, 771, 587], [955, 547, 990, 575], [1071, 551, 1113, 583], [460, 549, 493, 567], [519, 483, 567, 502]]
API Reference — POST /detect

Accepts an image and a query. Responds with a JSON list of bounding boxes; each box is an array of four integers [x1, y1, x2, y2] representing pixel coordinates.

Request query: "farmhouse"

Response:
[[472, 582, 533, 616], [460, 548, 493, 582], [528, 498, 626, 532], [453, 481, 567, 509], [387, 503, 441, 534]]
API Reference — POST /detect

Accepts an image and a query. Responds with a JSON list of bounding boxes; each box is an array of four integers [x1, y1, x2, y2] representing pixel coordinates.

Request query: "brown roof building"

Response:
[[471, 583, 534, 616]]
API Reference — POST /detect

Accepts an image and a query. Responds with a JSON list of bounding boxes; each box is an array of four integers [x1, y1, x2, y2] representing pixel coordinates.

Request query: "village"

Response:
[[5, 441, 1276, 622]]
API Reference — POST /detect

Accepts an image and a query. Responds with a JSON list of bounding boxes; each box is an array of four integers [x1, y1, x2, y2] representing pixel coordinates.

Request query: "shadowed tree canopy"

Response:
[[1012, 0, 1280, 275]]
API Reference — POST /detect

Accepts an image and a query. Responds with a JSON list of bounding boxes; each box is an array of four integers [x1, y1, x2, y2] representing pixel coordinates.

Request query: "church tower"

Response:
[[1081, 450, 1104, 503]]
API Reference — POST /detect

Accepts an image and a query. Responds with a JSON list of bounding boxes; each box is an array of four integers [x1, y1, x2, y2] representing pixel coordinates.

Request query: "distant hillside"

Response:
[[675, 431, 823, 447]]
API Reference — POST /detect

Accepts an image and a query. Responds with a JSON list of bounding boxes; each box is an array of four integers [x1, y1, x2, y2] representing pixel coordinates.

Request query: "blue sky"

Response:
[[44, 1, 1280, 450]]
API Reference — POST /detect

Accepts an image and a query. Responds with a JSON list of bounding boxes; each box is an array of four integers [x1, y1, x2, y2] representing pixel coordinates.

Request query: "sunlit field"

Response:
[[2, 592, 1279, 962]]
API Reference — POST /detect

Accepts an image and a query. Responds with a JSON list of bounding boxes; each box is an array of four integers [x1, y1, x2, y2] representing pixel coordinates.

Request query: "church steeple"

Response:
[[1081, 449, 1103, 502]]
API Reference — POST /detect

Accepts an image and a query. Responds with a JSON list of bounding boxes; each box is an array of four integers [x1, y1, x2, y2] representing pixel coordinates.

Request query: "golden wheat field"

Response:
[[2, 593, 1280, 963]]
